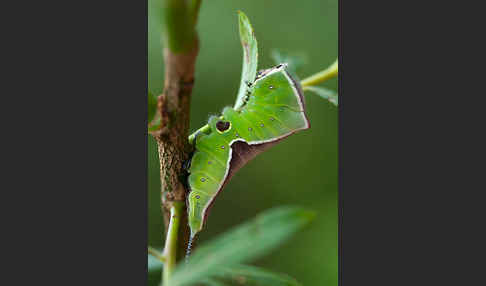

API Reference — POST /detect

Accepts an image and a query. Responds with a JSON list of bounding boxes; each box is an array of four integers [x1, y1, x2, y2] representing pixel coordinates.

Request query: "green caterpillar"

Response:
[[186, 63, 310, 239]]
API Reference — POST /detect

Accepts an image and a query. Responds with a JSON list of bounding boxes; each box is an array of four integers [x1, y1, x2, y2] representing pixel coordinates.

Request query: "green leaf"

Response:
[[148, 255, 163, 286], [201, 278, 227, 286], [148, 255, 163, 273], [148, 91, 157, 123], [211, 264, 302, 286], [170, 206, 315, 286], [305, 86, 338, 106], [271, 50, 307, 76], [234, 11, 258, 110]]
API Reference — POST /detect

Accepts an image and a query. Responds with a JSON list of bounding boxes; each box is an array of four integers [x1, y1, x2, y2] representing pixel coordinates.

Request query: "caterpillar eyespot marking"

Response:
[[216, 121, 231, 132]]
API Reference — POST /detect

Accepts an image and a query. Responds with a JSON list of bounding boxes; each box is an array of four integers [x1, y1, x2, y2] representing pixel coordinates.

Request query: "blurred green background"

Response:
[[149, 0, 337, 285]]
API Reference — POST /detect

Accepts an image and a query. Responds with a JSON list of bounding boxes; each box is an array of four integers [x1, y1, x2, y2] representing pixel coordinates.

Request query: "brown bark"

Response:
[[151, 38, 199, 260]]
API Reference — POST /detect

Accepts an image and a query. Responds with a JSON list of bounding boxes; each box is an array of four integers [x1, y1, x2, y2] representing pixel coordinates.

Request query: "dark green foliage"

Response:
[[169, 206, 314, 286], [148, 255, 163, 285], [205, 264, 302, 286]]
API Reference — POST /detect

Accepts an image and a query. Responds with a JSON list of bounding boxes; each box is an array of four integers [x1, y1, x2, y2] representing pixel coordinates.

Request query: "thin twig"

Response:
[[162, 202, 183, 286], [301, 59, 338, 88], [149, 246, 165, 262]]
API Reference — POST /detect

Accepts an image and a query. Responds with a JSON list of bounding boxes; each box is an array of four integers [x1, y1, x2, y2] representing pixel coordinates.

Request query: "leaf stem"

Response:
[[162, 202, 183, 286], [149, 246, 165, 262], [300, 59, 338, 88]]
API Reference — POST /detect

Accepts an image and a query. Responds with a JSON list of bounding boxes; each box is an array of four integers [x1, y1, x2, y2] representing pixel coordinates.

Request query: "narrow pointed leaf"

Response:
[[234, 11, 258, 110], [148, 255, 163, 286], [213, 264, 302, 286], [170, 206, 315, 286], [148, 255, 163, 273], [305, 86, 338, 106], [201, 278, 227, 286]]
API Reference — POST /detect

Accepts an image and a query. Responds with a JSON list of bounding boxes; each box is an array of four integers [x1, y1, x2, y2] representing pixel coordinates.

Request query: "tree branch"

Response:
[[162, 0, 200, 52], [148, 246, 165, 262], [150, 0, 202, 273]]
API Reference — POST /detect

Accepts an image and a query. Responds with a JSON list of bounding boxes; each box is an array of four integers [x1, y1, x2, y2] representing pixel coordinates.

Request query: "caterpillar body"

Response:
[[186, 63, 310, 239]]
